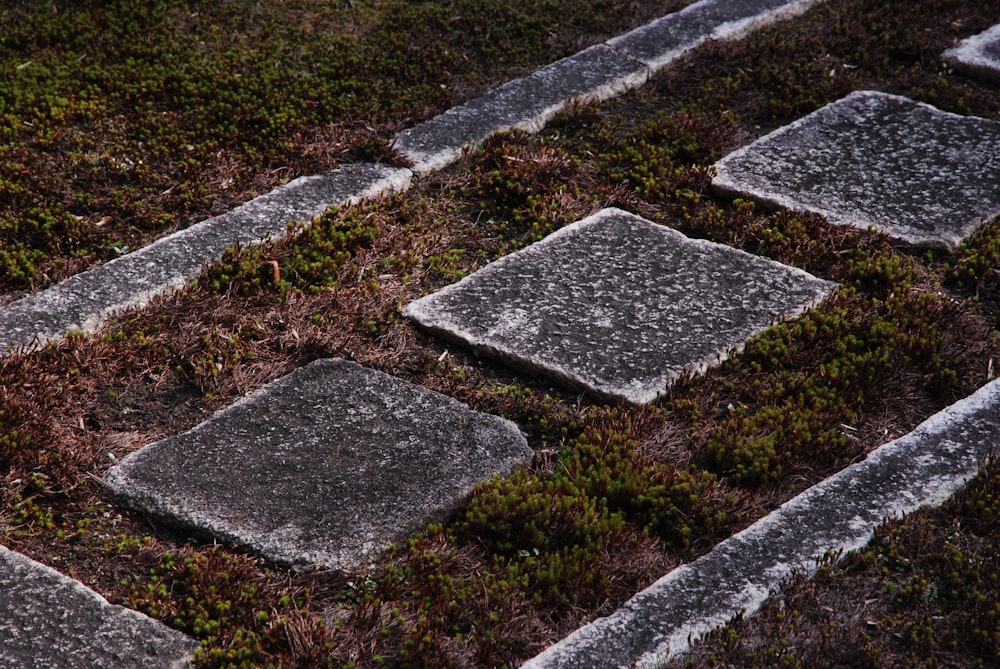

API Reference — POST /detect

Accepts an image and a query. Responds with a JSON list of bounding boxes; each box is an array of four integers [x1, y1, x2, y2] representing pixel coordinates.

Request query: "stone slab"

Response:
[[104, 358, 531, 571], [403, 208, 834, 404], [524, 376, 1000, 668], [0, 545, 198, 669], [712, 90, 1000, 252], [608, 0, 822, 71], [393, 45, 647, 175], [943, 24, 1000, 84], [0, 163, 412, 354]]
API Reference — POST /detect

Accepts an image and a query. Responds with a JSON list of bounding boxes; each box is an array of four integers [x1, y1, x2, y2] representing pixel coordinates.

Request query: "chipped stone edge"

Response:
[[711, 89, 996, 253], [404, 207, 835, 405], [0, 164, 411, 355], [522, 377, 1000, 669], [0, 545, 200, 668], [942, 23, 1000, 84]]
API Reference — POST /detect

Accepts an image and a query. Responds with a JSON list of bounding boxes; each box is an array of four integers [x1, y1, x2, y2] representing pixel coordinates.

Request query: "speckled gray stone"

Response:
[[0, 545, 198, 669], [608, 0, 821, 71], [105, 358, 530, 571], [403, 208, 834, 404], [0, 164, 411, 353], [524, 376, 1000, 669], [393, 45, 647, 175], [712, 90, 1000, 252], [943, 24, 1000, 84]]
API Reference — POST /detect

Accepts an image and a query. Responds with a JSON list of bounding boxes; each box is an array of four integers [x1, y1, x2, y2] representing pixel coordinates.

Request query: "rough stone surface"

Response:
[[943, 24, 1000, 84], [0, 545, 198, 669], [0, 164, 411, 353], [524, 376, 1000, 669], [404, 208, 833, 404], [712, 90, 1000, 252], [393, 45, 647, 175], [608, 0, 822, 70], [105, 358, 531, 570]]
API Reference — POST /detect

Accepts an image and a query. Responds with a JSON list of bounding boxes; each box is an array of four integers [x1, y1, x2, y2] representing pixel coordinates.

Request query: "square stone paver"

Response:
[[105, 359, 531, 571], [712, 90, 1000, 252], [403, 208, 834, 404], [0, 545, 198, 668], [943, 24, 1000, 84]]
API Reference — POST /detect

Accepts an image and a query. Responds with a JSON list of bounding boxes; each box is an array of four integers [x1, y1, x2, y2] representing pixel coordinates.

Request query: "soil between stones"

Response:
[[2, 0, 1000, 667]]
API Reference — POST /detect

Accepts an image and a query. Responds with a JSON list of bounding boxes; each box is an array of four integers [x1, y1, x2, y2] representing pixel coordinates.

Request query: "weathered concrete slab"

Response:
[[712, 90, 1000, 252], [0, 545, 198, 669], [403, 208, 833, 404], [524, 376, 1000, 668], [943, 24, 1000, 84], [0, 164, 411, 354], [393, 45, 647, 175], [105, 358, 531, 571], [608, 0, 822, 71]]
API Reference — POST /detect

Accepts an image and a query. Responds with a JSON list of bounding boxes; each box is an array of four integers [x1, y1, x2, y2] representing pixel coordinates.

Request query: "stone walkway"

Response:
[[3, 1, 1000, 667]]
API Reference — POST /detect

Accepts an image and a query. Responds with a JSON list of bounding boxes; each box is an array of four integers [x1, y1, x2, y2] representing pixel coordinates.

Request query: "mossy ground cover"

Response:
[[0, 0, 690, 299], [2, 0, 1000, 667]]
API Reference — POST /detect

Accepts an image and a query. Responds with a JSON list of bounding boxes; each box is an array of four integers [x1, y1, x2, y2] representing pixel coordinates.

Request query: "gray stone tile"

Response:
[[403, 208, 834, 404], [393, 45, 647, 175], [105, 359, 531, 571], [0, 164, 411, 354], [712, 90, 1000, 252], [943, 24, 1000, 84], [608, 0, 821, 71], [0, 545, 198, 669], [525, 376, 1000, 668]]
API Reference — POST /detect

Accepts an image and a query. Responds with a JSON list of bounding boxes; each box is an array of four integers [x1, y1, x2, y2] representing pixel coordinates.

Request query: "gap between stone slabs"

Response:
[[0, 164, 411, 355], [404, 208, 834, 404], [393, 0, 827, 175], [943, 23, 1000, 84], [0, 544, 199, 669], [712, 90, 1000, 252], [523, 375, 1000, 669], [104, 358, 531, 572]]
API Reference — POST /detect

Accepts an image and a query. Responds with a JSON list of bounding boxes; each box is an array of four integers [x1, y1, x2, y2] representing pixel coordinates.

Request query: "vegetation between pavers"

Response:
[[2, 0, 1000, 667], [0, 0, 691, 300]]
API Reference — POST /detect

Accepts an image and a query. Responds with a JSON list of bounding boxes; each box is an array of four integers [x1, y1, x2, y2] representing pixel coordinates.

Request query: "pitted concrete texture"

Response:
[[943, 24, 1000, 84], [105, 358, 531, 571], [524, 376, 1000, 669], [404, 208, 833, 404], [608, 0, 822, 70], [712, 90, 1000, 252], [393, 45, 647, 175], [0, 545, 198, 669], [0, 164, 411, 354]]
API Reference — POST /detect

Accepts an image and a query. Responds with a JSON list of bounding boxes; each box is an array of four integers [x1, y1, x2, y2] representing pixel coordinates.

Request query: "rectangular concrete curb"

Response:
[[522, 377, 1000, 668], [0, 164, 411, 354], [607, 0, 825, 71], [0, 544, 199, 668], [393, 45, 648, 175]]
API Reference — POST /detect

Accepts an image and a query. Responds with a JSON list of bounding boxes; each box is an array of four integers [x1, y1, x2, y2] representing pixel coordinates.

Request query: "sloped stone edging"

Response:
[[523, 377, 1000, 668], [0, 164, 411, 354], [394, 0, 826, 175]]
